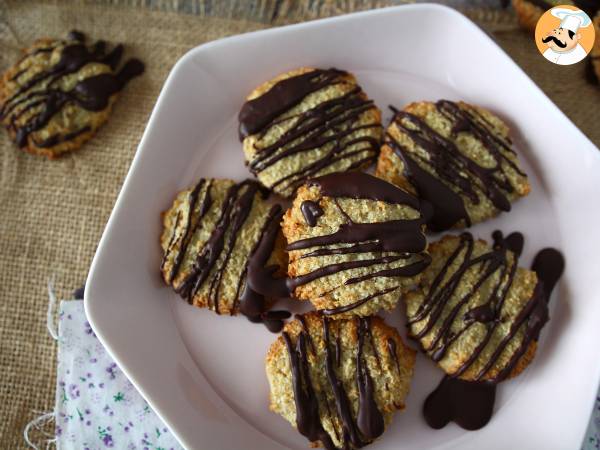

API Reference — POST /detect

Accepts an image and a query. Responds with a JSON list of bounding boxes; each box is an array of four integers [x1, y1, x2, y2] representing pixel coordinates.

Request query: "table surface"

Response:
[[0, 1, 598, 448]]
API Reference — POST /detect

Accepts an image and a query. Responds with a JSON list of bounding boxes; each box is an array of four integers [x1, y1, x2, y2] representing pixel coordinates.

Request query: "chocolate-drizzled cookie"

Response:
[[405, 232, 563, 383], [279, 172, 430, 318], [160, 178, 288, 329], [376, 101, 530, 231], [0, 31, 144, 158], [266, 312, 415, 450], [239, 68, 382, 198]]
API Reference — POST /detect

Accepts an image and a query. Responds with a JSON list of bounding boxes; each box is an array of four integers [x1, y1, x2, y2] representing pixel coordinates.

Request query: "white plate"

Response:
[[85, 4, 600, 450]]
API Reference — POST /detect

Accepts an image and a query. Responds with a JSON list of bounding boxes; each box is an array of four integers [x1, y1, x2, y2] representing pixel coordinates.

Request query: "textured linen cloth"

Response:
[[55, 300, 182, 450], [49, 298, 598, 450]]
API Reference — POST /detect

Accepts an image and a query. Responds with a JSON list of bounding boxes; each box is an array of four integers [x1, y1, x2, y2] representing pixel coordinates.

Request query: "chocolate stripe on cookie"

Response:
[[283, 316, 385, 450], [239, 69, 382, 197]]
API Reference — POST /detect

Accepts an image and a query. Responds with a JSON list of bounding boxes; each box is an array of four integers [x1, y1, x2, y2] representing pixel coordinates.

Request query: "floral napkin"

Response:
[[47, 298, 599, 450], [54, 300, 182, 450]]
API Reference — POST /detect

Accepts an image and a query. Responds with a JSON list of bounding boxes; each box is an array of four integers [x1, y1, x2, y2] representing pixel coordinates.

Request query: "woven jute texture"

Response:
[[0, 1, 598, 448]]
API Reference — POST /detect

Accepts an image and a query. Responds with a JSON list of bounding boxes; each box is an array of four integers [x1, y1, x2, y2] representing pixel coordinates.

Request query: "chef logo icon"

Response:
[[535, 5, 595, 66]]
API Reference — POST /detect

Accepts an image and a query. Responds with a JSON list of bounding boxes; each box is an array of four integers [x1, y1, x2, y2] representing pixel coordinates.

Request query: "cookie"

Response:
[[239, 68, 382, 198], [376, 101, 530, 231], [405, 231, 550, 383], [280, 172, 430, 318], [0, 30, 144, 158], [160, 178, 288, 326], [266, 312, 416, 450]]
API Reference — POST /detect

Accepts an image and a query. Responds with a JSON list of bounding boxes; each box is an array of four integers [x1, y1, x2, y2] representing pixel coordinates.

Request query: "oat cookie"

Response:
[[376, 100, 530, 231], [266, 312, 415, 450], [160, 178, 287, 323], [281, 172, 430, 318], [0, 30, 144, 158], [405, 232, 550, 383], [239, 68, 382, 198]]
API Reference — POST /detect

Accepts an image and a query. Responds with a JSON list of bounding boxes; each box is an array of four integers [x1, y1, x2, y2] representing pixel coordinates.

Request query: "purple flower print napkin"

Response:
[[55, 300, 183, 450]]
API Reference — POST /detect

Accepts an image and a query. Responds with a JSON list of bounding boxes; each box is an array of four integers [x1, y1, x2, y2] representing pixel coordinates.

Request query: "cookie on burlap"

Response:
[[0, 30, 144, 158], [376, 100, 530, 231], [512, 0, 599, 32], [405, 232, 545, 383], [266, 312, 416, 450], [281, 172, 430, 318], [238, 67, 382, 198], [160, 178, 287, 318]]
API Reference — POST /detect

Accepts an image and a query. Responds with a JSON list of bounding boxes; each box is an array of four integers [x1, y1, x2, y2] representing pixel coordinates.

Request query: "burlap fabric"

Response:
[[0, 1, 598, 448]]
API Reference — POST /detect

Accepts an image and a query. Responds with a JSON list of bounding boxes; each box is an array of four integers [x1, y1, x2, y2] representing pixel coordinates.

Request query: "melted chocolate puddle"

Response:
[[424, 376, 496, 430], [423, 233, 564, 431]]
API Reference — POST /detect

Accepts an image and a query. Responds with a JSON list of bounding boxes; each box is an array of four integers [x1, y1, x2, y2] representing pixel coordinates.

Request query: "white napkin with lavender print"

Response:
[[54, 300, 182, 450], [43, 297, 599, 450]]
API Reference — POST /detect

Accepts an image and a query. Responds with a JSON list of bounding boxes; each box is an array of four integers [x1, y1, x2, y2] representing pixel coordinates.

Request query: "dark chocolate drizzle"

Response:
[[421, 232, 564, 431], [238, 69, 381, 196], [423, 376, 496, 431], [386, 338, 401, 375], [241, 204, 291, 332], [283, 316, 385, 449], [0, 31, 144, 149], [387, 101, 525, 231], [301, 200, 324, 227], [162, 179, 289, 332], [288, 173, 426, 255], [247, 172, 430, 314]]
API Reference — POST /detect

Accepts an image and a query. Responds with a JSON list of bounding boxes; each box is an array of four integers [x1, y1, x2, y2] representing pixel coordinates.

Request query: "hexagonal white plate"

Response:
[[85, 4, 600, 450]]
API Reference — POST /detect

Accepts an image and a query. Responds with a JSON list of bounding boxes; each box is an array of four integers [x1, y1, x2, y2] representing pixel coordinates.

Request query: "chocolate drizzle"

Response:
[[238, 69, 381, 196], [248, 173, 430, 314], [387, 101, 525, 231], [162, 179, 289, 332], [241, 204, 291, 332], [420, 232, 564, 431], [0, 31, 144, 149], [423, 376, 496, 430], [301, 200, 324, 227], [288, 173, 427, 255], [386, 338, 401, 375], [355, 318, 385, 440], [283, 316, 385, 449]]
